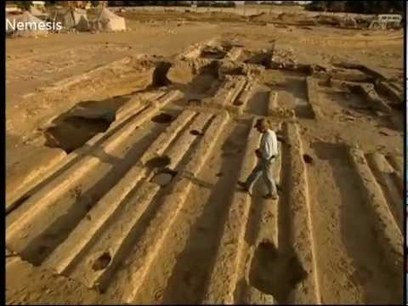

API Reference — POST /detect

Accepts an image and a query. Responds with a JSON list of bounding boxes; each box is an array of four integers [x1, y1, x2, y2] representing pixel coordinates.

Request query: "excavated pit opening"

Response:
[[43, 98, 128, 153], [44, 101, 122, 154], [152, 61, 173, 87], [190, 130, 203, 136], [151, 168, 178, 187], [303, 154, 314, 164], [145, 156, 171, 170], [151, 113, 174, 124], [45, 117, 113, 154], [92, 252, 112, 271]]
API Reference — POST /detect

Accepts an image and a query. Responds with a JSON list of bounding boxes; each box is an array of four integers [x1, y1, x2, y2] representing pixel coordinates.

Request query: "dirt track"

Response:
[[6, 8, 403, 305]]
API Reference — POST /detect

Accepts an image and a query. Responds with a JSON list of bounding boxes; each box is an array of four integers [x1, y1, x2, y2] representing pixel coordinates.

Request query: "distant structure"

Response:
[[5, 3, 21, 13], [89, 7, 126, 31], [57, 1, 88, 9], [32, 1, 46, 8], [56, 1, 107, 9]]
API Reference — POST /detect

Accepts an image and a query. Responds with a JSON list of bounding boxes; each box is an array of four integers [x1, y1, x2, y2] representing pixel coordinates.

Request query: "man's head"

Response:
[[254, 118, 269, 133]]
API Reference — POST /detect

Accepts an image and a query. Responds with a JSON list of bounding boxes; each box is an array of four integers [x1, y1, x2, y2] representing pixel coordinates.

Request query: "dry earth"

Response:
[[6, 8, 404, 305]]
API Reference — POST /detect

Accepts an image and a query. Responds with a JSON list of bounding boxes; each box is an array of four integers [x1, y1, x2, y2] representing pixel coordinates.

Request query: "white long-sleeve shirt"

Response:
[[259, 129, 278, 160]]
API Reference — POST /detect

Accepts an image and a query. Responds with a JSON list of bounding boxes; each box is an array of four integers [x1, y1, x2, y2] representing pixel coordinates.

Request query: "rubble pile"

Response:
[[270, 47, 298, 69]]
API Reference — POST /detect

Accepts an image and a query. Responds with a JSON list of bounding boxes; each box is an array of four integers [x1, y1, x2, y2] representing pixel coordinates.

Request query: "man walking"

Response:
[[238, 118, 279, 200]]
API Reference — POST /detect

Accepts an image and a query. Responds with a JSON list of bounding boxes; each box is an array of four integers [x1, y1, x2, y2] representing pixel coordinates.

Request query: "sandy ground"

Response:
[[6, 7, 404, 305]]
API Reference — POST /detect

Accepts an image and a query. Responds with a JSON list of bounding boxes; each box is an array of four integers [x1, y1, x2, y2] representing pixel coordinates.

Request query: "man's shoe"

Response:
[[237, 181, 253, 196], [237, 181, 246, 189]]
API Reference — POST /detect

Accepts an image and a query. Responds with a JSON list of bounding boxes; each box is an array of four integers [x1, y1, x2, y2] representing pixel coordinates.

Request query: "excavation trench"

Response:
[[10, 119, 166, 266], [131, 122, 249, 304], [239, 131, 308, 304], [306, 141, 402, 304]]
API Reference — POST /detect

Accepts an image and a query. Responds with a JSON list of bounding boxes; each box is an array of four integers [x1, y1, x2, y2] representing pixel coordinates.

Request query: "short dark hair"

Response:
[[255, 118, 269, 129]]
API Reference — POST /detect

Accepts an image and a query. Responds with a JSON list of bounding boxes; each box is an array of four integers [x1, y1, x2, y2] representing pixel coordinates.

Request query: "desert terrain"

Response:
[[6, 6, 404, 305]]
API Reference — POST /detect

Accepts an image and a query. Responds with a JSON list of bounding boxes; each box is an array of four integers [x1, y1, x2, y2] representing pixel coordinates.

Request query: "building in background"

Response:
[[56, 1, 107, 9], [5, 3, 21, 13], [32, 1, 46, 7]]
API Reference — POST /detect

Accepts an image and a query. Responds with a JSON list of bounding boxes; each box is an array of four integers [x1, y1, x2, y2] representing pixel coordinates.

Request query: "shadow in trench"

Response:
[[161, 123, 248, 304], [17, 123, 165, 266], [44, 96, 130, 153], [248, 240, 307, 304]]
